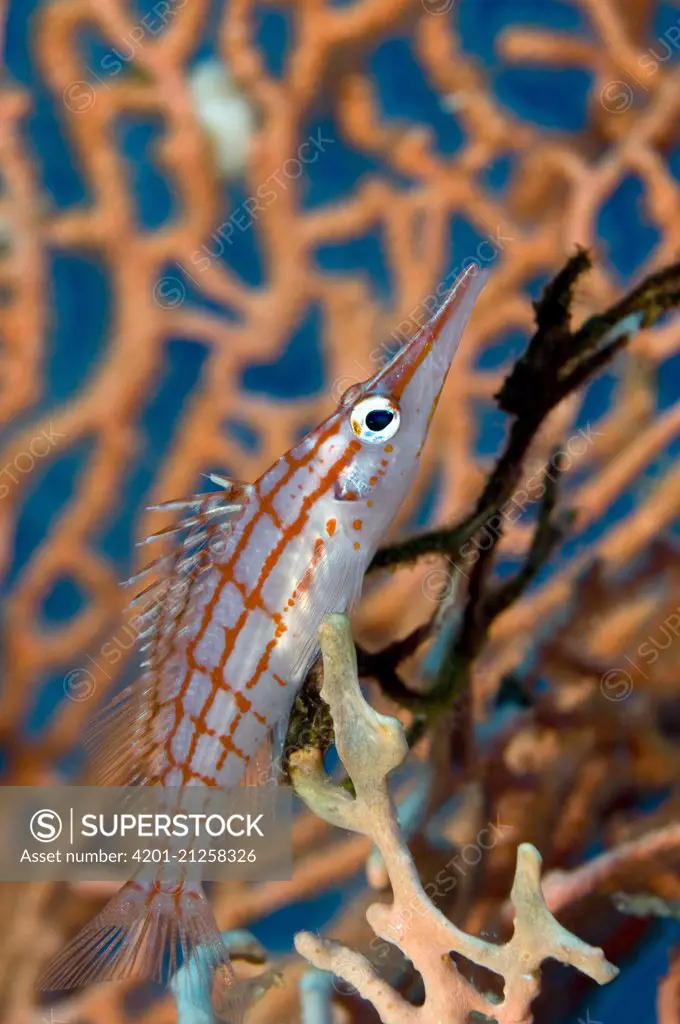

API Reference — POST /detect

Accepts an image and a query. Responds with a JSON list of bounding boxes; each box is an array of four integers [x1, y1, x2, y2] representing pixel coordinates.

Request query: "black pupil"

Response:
[[365, 408, 394, 432]]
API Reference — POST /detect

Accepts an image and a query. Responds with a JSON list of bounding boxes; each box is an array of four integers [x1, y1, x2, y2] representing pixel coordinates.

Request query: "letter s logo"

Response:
[[30, 809, 63, 843]]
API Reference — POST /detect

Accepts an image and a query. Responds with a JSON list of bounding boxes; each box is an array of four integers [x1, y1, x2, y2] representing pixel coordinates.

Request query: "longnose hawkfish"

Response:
[[40, 265, 488, 1019]]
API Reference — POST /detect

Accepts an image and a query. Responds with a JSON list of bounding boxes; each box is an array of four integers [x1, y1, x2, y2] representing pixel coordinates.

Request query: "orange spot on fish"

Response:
[[380, 459, 389, 467], [384, 444, 394, 453], [298, 537, 325, 596], [367, 500, 374, 507], [353, 541, 361, 550], [216, 733, 248, 768], [352, 519, 362, 531], [234, 691, 251, 713], [369, 476, 378, 486], [326, 518, 337, 536]]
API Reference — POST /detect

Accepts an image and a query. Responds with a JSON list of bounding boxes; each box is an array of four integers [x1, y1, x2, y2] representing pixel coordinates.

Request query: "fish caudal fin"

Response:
[[38, 879, 245, 1022]]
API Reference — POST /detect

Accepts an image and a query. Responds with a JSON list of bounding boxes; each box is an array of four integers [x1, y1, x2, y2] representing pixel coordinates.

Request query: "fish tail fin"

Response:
[[38, 878, 245, 1022]]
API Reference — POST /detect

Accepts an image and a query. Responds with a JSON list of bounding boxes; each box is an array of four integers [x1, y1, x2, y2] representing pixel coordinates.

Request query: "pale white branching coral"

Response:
[[291, 615, 619, 1024], [188, 60, 256, 178], [299, 968, 336, 1024]]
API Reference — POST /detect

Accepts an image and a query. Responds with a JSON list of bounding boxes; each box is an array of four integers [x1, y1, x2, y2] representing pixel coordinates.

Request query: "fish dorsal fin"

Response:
[[130, 478, 254, 667], [128, 477, 254, 597], [83, 681, 155, 786], [86, 479, 253, 787]]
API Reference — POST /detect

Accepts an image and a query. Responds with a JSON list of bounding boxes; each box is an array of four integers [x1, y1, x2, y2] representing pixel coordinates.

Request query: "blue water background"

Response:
[[3, 0, 680, 1020]]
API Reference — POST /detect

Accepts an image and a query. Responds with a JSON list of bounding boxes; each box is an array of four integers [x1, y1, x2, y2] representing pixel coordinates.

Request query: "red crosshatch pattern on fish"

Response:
[[38, 268, 487, 1007]]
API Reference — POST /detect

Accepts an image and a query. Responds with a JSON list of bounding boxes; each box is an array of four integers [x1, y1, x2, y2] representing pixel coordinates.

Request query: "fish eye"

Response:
[[350, 396, 400, 443]]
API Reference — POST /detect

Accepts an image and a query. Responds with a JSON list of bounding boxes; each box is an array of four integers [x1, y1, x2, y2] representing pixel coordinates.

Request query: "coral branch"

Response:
[[540, 822, 680, 915], [299, 969, 335, 1024], [657, 950, 680, 1024], [291, 615, 618, 1023]]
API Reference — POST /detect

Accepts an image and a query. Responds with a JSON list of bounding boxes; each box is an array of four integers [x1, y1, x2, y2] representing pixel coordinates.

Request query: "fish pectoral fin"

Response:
[[288, 536, 365, 682], [240, 732, 276, 787], [38, 878, 246, 1022], [239, 716, 290, 787]]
